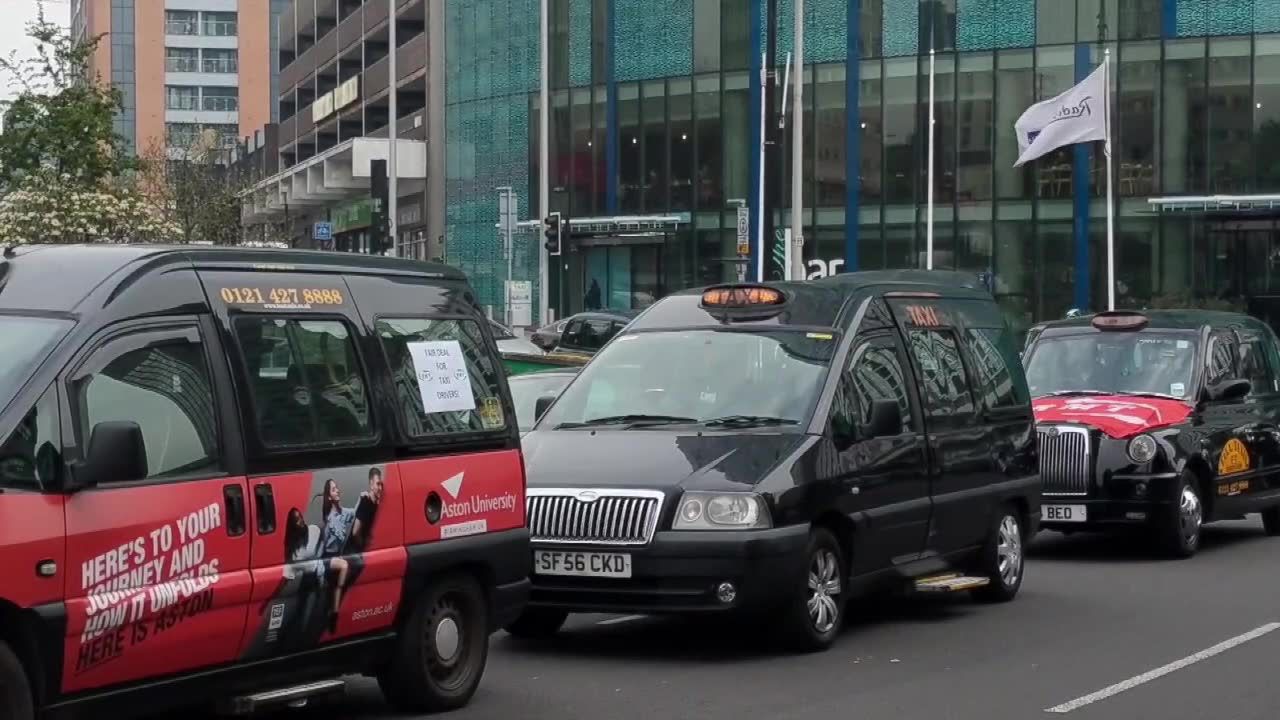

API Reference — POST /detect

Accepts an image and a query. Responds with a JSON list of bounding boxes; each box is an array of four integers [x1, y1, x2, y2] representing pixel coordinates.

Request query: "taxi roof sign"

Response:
[[701, 285, 786, 308], [1092, 311, 1149, 331]]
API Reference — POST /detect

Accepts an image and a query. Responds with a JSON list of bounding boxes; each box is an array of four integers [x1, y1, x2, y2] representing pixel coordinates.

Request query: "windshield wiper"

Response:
[[1113, 391, 1184, 400], [1041, 390, 1113, 397], [701, 415, 800, 428], [555, 414, 698, 429]]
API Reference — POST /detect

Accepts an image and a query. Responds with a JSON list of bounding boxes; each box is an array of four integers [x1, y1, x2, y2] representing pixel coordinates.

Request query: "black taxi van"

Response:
[[508, 270, 1040, 651], [1024, 309, 1280, 557], [0, 244, 529, 719]]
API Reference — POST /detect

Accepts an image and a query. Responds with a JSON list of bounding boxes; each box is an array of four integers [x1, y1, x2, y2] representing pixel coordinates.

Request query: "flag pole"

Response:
[[1104, 48, 1115, 311], [926, 47, 935, 271], [791, 0, 804, 281]]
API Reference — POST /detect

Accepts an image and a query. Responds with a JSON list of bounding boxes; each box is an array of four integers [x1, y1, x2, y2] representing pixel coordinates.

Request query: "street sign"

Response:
[[506, 280, 533, 327], [736, 205, 750, 256], [313, 222, 333, 241]]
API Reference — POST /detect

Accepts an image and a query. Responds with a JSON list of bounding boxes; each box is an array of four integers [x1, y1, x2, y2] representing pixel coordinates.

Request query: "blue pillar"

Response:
[[1072, 43, 1092, 312], [605, 0, 619, 214], [844, 0, 861, 272], [1162, 0, 1177, 37], [748, 0, 763, 278]]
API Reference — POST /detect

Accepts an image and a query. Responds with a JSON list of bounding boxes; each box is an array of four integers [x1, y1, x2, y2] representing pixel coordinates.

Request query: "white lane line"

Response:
[[597, 614, 646, 626], [1044, 622, 1280, 714]]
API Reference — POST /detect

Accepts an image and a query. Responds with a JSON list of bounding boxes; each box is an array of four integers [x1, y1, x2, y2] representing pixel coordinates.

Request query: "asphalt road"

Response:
[[219, 518, 1280, 720]]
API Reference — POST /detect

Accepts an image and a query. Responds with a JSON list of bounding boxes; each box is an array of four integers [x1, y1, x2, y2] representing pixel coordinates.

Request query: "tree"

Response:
[[0, 1, 133, 190], [0, 169, 179, 244], [139, 130, 246, 245]]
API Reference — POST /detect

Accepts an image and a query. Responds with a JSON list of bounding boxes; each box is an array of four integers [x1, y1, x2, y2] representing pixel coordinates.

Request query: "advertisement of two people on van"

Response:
[[243, 464, 401, 659]]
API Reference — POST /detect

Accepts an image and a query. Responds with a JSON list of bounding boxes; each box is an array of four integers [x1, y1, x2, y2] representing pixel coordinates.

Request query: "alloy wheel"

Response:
[[806, 548, 842, 634]]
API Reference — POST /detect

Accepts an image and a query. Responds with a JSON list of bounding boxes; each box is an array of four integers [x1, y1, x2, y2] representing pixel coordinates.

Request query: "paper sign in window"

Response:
[[408, 340, 477, 413]]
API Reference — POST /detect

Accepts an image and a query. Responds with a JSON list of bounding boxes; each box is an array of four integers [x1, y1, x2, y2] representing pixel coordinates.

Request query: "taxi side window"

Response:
[[1237, 333, 1276, 393], [234, 317, 372, 448], [72, 332, 220, 479], [905, 328, 976, 419], [559, 320, 588, 349], [0, 387, 62, 490], [1206, 332, 1240, 386], [375, 317, 509, 437], [840, 335, 913, 437], [964, 327, 1029, 409]]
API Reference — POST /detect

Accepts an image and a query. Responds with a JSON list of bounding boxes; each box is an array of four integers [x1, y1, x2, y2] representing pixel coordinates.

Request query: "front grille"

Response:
[[526, 488, 665, 546], [1038, 425, 1092, 496]]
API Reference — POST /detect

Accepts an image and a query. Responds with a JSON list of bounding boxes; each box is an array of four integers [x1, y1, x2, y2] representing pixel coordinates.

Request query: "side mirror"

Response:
[[866, 400, 903, 439], [534, 395, 556, 422], [72, 421, 147, 490], [1208, 378, 1252, 402]]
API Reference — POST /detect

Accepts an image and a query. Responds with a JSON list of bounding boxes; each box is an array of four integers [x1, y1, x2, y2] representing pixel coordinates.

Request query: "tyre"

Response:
[[377, 575, 489, 714], [1262, 505, 1280, 536], [0, 640, 34, 720], [973, 505, 1024, 603], [1161, 471, 1203, 558], [503, 608, 568, 639], [776, 527, 847, 653]]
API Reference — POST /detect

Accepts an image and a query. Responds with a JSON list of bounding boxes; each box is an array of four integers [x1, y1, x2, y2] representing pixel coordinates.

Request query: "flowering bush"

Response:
[[0, 172, 180, 244]]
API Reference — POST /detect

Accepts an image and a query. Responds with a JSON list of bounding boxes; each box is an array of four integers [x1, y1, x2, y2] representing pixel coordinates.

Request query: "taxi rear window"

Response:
[[375, 317, 509, 438]]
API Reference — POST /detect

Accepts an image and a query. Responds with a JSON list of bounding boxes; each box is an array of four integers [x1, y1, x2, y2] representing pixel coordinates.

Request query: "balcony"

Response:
[[397, 32, 426, 79], [338, 10, 364, 53]]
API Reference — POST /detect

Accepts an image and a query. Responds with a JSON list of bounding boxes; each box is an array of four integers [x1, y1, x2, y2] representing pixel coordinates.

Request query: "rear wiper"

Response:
[[555, 414, 698, 429], [701, 415, 800, 428]]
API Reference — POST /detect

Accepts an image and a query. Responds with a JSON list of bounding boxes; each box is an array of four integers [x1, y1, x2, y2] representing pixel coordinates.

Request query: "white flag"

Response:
[[1013, 63, 1108, 167]]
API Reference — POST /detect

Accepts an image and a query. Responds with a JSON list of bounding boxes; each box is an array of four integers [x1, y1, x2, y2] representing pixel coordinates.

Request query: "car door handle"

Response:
[[254, 484, 277, 535], [223, 484, 246, 537]]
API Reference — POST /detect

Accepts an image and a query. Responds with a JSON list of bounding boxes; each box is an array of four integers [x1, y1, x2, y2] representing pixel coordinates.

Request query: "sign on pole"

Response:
[[506, 280, 533, 327], [736, 205, 750, 256], [313, 222, 333, 241]]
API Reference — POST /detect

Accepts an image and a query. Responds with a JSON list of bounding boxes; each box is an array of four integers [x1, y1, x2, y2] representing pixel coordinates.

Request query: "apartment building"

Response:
[[71, 0, 287, 156], [239, 0, 445, 259]]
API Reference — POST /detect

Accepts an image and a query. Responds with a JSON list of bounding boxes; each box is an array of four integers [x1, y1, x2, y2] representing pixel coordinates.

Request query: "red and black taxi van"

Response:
[[1024, 309, 1280, 556], [0, 245, 529, 719], [510, 271, 1040, 651]]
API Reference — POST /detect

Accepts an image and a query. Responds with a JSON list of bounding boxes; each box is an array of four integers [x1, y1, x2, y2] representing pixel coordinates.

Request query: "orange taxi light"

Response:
[[1091, 311, 1149, 331], [701, 286, 785, 307]]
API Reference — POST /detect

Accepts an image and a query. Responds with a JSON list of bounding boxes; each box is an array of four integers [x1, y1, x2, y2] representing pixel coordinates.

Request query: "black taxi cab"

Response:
[[0, 245, 529, 719], [1023, 309, 1280, 557], [508, 271, 1040, 651]]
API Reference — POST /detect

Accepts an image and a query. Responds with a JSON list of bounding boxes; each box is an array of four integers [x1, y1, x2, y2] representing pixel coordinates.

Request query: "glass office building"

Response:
[[447, 0, 1280, 332]]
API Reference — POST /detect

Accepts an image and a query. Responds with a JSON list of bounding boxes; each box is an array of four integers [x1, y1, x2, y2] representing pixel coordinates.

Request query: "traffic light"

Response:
[[543, 211, 562, 255]]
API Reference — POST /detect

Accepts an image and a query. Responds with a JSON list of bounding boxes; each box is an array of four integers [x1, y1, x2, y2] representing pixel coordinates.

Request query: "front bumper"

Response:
[[1040, 472, 1180, 530], [526, 524, 810, 614]]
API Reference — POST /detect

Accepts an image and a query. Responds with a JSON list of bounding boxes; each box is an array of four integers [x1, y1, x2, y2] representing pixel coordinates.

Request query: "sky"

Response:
[[1, 0, 71, 105]]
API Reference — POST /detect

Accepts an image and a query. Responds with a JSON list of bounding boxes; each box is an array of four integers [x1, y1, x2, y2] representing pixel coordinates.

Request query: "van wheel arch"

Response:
[[811, 511, 856, 576], [399, 562, 494, 630], [0, 600, 45, 708]]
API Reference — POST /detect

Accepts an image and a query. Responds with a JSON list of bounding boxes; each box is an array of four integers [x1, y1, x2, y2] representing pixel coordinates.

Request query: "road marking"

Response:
[[597, 614, 646, 626], [1044, 622, 1280, 713]]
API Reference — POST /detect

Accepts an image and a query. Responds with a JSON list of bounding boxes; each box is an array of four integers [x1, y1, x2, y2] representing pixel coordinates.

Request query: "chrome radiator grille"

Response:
[[526, 489, 664, 545], [1038, 425, 1092, 496]]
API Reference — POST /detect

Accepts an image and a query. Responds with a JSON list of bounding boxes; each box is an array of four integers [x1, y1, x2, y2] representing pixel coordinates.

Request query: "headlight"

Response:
[[672, 492, 772, 530], [1127, 433, 1158, 464]]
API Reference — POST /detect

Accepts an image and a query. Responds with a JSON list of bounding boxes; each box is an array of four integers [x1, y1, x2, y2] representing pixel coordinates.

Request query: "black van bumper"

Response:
[[525, 524, 810, 615]]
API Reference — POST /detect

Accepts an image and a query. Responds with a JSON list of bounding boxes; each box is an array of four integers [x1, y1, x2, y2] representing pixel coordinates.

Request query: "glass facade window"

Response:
[[165, 47, 198, 73], [723, 72, 751, 203], [202, 11, 237, 37], [619, 83, 641, 213], [860, 60, 884, 203], [1035, 0, 1073, 45], [815, 65, 847, 207], [670, 78, 693, 211], [1118, 42, 1160, 197], [202, 86, 239, 112], [202, 49, 238, 74], [1163, 39, 1208, 194], [694, 75, 723, 209], [1255, 36, 1280, 189], [883, 57, 917, 204], [165, 10, 197, 35], [1034, 46, 1076, 201], [994, 49, 1033, 198], [166, 85, 199, 111], [1208, 37, 1252, 193], [693, 0, 720, 73], [642, 80, 667, 212]]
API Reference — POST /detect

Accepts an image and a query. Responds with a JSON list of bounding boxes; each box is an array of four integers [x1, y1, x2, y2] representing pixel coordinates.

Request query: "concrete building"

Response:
[[70, 0, 286, 157], [240, 0, 444, 259]]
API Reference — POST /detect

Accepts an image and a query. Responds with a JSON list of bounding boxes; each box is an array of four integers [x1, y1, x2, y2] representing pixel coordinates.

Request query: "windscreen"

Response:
[[1024, 330, 1199, 400], [537, 329, 837, 429], [0, 315, 72, 413], [509, 372, 575, 431]]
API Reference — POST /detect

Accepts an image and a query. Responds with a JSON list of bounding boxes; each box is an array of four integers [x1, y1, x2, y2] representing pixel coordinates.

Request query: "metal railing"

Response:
[[165, 57, 199, 72], [202, 20, 237, 37], [202, 95, 239, 112], [202, 57, 238, 74]]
